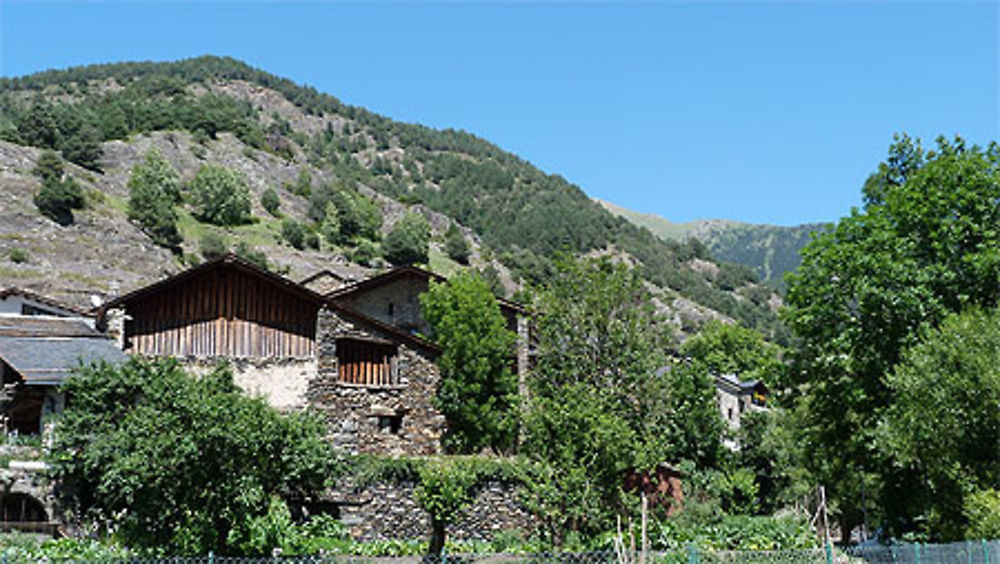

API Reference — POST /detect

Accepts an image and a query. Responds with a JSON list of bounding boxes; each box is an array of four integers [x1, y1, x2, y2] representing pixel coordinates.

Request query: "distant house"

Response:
[[97, 255, 447, 455], [326, 265, 530, 377], [715, 373, 768, 431], [0, 315, 125, 435], [299, 269, 355, 295], [0, 287, 91, 320]]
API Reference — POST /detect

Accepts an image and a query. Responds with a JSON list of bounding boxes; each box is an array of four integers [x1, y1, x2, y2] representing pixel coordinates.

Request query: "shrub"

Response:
[[127, 149, 183, 249], [444, 223, 471, 265], [200, 232, 228, 261], [281, 219, 306, 250], [261, 187, 281, 216], [304, 230, 320, 250], [53, 358, 334, 555], [383, 212, 430, 266], [235, 241, 269, 270], [349, 239, 380, 267], [965, 488, 1000, 539], [35, 176, 84, 226], [8, 248, 28, 264], [189, 164, 252, 226]]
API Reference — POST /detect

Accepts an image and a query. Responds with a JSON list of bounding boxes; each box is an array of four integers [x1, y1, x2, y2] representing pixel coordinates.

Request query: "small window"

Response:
[[337, 338, 398, 386], [378, 414, 403, 434], [387, 301, 394, 316]]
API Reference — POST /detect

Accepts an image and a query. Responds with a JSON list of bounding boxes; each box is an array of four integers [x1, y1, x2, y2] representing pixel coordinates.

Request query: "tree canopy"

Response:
[[383, 212, 430, 266], [878, 308, 1000, 540], [127, 149, 182, 249], [522, 257, 722, 544], [783, 135, 1000, 538], [53, 358, 334, 555], [420, 271, 518, 454], [188, 164, 253, 226]]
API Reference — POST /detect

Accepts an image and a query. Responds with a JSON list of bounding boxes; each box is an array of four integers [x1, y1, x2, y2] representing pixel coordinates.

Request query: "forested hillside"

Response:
[[0, 56, 781, 338], [598, 199, 829, 288]]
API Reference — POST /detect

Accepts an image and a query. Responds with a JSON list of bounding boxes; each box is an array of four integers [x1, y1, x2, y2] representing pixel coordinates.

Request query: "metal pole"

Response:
[[825, 540, 833, 564], [915, 542, 921, 564], [984, 540, 990, 564], [688, 542, 699, 564]]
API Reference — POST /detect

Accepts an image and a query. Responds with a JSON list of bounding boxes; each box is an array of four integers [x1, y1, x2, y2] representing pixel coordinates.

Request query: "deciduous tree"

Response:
[[421, 271, 518, 454]]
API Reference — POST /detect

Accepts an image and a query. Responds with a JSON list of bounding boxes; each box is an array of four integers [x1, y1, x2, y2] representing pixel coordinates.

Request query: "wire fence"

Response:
[[1, 542, 999, 564]]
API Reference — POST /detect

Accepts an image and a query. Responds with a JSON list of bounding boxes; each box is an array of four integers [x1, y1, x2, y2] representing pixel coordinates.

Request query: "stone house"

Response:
[[715, 373, 768, 432], [97, 254, 450, 455], [92, 255, 538, 540], [0, 287, 92, 320], [326, 265, 531, 378], [0, 313, 125, 535]]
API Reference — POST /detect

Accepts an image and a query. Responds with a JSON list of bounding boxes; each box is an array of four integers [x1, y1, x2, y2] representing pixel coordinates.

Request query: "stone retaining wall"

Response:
[[338, 480, 536, 542]]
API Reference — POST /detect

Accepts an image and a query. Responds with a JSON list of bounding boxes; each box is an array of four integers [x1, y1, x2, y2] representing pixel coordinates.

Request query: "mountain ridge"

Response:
[[596, 198, 830, 287], [0, 56, 785, 340]]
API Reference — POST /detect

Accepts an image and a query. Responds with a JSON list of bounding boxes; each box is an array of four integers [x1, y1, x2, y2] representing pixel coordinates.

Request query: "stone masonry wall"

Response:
[[309, 307, 446, 455], [333, 276, 430, 335], [338, 480, 536, 542], [181, 357, 316, 411]]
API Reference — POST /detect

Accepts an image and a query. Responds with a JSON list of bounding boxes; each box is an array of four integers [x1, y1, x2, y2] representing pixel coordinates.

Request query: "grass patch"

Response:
[[428, 246, 464, 277], [0, 266, 41, 279], [177, 209, 282, 255]]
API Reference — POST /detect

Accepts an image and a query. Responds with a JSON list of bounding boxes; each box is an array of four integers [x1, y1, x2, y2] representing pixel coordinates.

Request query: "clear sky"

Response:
[[2, 2, 997, 226]]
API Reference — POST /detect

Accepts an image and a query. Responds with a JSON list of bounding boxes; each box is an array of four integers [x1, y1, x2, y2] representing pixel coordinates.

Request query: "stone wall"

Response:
[[309, 307, 446, 455], [333, 276, 430, 335], [182, 357, 316, 411], [337, 480, 536, 542]]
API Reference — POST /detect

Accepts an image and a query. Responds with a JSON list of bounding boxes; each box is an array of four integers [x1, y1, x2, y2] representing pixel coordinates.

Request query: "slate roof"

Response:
[[0, 287, 91, 317], [327, 265, 528, 315], [0, 315, 125, 385]]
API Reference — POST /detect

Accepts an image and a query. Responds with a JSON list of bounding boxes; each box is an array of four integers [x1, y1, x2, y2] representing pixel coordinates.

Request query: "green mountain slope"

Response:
[[597, 199, 829, 287], [0, 56, 783, 337]]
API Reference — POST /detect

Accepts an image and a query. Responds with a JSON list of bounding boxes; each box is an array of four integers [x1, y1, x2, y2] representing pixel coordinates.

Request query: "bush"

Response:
[[53, 358, 334, 556], [127, 149, 183, 249], [189, 164, 252, 226], [235, 241, 269, 270], [965, 488, 1000, 539], [349, 239, 380, 266], [281, 219, 306, 250], [261, 187, 281, 216], [35, 176, 84, 225], [383, 212, 430, 266], [444, 223, 471, 264], [200, 232, 228, 261], [8, 248, 28, 263], [304, 230, 320, 250]]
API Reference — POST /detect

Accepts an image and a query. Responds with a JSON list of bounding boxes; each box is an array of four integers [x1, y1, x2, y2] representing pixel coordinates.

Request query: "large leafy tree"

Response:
[[188, 164, 252, 226], [383, 212, 431, 266], [522, 257, 721, 544], [127, 149, 183, 249], [420, 271, 518, 453], [783, 135, 1000, 536], [54, 358, 333, 555], [878, 309, 1000, 540], [680, 319, 785, 390]]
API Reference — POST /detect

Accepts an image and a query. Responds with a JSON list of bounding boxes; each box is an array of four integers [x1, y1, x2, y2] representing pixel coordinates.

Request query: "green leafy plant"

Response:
[[261, 187, 281, 216], [188, 164, 252, 226], [53, 357, 335, 556], [421, 271, 518, 453], [383, 212, 430, 266], [127, 149, 183, 249]]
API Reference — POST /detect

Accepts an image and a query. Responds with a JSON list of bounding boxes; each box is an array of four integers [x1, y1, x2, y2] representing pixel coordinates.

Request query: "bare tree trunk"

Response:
[[429, 519, 446, 557]]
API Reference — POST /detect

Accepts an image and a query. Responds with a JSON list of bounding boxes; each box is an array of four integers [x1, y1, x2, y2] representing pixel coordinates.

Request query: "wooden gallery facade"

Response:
[[99, 255, 446, 455]]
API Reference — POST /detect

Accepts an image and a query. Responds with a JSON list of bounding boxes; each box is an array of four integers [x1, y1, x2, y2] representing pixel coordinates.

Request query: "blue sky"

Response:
[[2, 2, 997, 226]]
